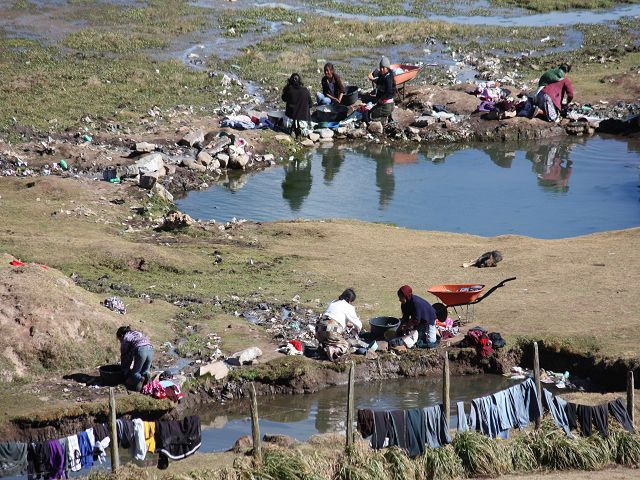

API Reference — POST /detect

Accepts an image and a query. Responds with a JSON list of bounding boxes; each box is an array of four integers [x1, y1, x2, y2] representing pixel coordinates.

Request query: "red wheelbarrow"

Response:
[[427, 277, 516, 325]]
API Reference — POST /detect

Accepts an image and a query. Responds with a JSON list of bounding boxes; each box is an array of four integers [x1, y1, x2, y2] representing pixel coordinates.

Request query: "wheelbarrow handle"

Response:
[[448, 277, 517, 307]]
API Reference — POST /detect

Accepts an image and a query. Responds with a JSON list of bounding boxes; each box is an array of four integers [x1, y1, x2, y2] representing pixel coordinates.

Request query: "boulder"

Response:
[[405, 126, 421, 136], [165, 164, 177, 175], [196, 151, 213, 166], [205, 135, 232, 154], [139, 174, 158, 190], [368, 121, 383, 134], [117, 164, 141, 178], [198, 360, 229, 379], [227, 347, 262, 366], [300, 139, 315, 147], [182, 158, 207, 172], [151, 183, 173, 202], [413, 116, 437, 128], [347, 128, 366, 139], [308, 132, 320, 142], [134, 153, 164, 174], [207, 158, 221, 171], [229, 154, 249, 169], [216, 153, 230, 168], [319, 128, 334, 139], [261, 154, 275, 162], [159, 210, 194, 230], [229, 435, 253, 453], [336, 127, 348, 135], [178, 129, 205, 147], [134, 141, 156, 153]]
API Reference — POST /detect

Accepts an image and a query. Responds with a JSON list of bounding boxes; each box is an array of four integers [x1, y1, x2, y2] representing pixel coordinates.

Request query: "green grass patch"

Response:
[[492, 0, 640, 12]]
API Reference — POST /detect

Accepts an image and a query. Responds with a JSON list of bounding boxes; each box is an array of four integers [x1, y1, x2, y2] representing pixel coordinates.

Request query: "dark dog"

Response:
[[462, 250, 503, 268]]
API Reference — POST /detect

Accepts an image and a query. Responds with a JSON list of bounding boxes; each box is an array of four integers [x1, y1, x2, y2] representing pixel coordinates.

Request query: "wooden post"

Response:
[[533, 342, 542, 429], [627, 370, 635, 428], [443, 351, 450, 427], [249, 382, 261, 460], [108, 387, 120, 473], [346, 361, 355, 450]]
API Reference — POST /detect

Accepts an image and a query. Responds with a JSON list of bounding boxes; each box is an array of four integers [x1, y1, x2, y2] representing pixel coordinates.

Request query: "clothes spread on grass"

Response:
[[1, 416, 201, 478], [103, 296, 126, 314], [357, 405, 451, 456]]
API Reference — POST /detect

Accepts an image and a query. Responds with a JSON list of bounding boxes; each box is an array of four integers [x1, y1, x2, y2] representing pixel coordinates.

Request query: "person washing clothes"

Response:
[[537, 63, 571, 89], [536, 75, 573, 123], [316, 62, 346, 105], [316, 288, 362, 361], [533, 63, 573, 121], [365, 56, 396, 122], [281, 72, 312, 137], [117, 326, 153, 392], [392, 285, 438, 349]]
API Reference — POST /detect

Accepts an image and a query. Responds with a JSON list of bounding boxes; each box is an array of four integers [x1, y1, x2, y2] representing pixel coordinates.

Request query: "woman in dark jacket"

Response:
[[317, 63, 346, 105], [282, 73, 312, 136], [395, 285, 438, 348]]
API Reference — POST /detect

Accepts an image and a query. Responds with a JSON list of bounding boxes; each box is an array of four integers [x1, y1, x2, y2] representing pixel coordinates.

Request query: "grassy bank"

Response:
[[493, 0, 640, 12]]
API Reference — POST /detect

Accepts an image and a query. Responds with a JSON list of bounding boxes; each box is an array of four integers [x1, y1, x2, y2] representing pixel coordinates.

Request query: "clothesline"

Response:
[[0, 415, 201, 479], [356, 378, 635, 457]]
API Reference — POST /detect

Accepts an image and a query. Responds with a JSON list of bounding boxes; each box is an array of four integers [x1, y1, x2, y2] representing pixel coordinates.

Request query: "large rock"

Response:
[[198, 360, 229, 380], [413, 116, 437, 128], [347, 128, 366, 139], [275, 134, 293, 143], [159, 210, 194, 230], [368, 122, 384, 134], [216, 153, 229, 168], [205, 136, 232, 155], [165, 164, 177, 175], [178, 130, 204, 147], [308, 132, 320, 142], [182, 158, 207, 172], [319, 128, 334, 139], [134, 153, 164, 174], [226, 347, 262, 366], [196, 151, 213, 166], [229, 154, 249, 169], [139, 174, 158, 190], [134, 141, 156, 153], [151, 183, 173, 202], [117, 164, 141, 178], [300, 139, 315, 147]]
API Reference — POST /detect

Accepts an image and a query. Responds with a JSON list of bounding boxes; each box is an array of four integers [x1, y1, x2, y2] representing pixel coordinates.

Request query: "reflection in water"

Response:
[[282, 156, 312, 211], [369, 144, 396, 209], [527, 142, 575, 192], [178, 136, 640, 238], [321, 146, 345, 183]]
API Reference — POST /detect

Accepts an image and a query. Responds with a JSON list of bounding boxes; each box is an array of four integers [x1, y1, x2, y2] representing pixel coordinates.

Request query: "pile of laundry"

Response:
[[457, 326, 504, 357], [471, 81, 519, 119], [506, 366, 576, 389], [219, 114, 274, 130]]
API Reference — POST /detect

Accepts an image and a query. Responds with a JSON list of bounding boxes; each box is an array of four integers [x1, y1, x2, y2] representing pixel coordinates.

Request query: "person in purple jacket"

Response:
[[396, 285, 438, 348], [117, 326, 153, 391]]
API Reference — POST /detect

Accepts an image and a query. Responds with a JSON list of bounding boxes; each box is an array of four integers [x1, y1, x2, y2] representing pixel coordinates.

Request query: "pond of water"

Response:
[[197, 374, 515, 452], [177, 136, 640, 239]]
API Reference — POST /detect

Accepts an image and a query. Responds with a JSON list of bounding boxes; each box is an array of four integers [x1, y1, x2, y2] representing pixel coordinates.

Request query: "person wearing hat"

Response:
[[392, 285, 438, 349], [365, 56, 396, 122]]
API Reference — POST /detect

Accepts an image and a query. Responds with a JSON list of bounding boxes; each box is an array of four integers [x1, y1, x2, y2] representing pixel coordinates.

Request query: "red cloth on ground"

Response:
[[9, 260, 25, 266], [288, 340, 303, 352]]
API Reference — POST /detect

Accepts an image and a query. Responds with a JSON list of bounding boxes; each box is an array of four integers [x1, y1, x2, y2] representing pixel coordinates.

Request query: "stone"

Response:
[[229, 435, 252, 453], [308, 132, 320, 142], [139, 174, 158, 190], [118, 164, 141, 178], [134, 141, 156, 153], [300, 139, 315, 147], [375, 340, 388, 351], [151, 183, 173, 202], [261, 154, 275, 162], [337, 127, 348, 135], [413, 115, 437, 128], [207, 159, 221, 171], [205, 135, 232, 154], [165, 164, 176, 175], [134, 153, 164, 174], [196, 151, 213, 166], [263, 434, 298, 448], [227, 347, 262, 366], [275, 134, 293, 143], [229, 154, 249, 169], [216, 153, 230, 168], [178, 129, 205, 147], [406, 126, 420, 136], [368, 121, 383, 134], [347, 128, 366, 139], [198, 360, 229, 379], [319, 128, 334, 139], [182, 158, 207, 172], [159, 210, 194, 230]]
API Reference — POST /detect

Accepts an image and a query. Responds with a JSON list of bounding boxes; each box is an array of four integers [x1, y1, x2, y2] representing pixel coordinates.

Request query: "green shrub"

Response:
[[453, 431, 511, 476]]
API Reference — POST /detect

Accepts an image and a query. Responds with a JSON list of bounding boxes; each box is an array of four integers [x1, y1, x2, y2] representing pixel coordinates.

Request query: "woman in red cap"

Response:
[[394, 285, 438, 349]]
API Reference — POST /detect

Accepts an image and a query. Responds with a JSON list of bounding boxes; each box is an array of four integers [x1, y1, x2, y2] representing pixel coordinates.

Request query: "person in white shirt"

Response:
[[316, 288, 361, 361]]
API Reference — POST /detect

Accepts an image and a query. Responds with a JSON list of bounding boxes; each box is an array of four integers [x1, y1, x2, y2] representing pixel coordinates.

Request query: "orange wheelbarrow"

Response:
[[427, 277, 516, 325]]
